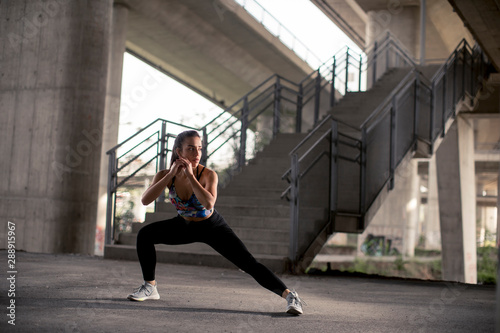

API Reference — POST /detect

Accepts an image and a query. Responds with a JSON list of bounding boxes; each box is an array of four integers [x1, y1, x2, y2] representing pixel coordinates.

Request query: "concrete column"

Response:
[[365, 5, 419, 56], [403, 160, 420, 257], [365, 4, 419, 88], [95, 3, 129, 255], [0, 0, 112, 254], [356, 158, 420, 257], [436, 116, 477, 283], [496, 161, 500, 333], [425, 155, 441, 250]]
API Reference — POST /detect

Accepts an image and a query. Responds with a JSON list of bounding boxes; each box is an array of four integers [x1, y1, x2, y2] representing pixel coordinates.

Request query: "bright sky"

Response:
[[118, 0, 360, 142]]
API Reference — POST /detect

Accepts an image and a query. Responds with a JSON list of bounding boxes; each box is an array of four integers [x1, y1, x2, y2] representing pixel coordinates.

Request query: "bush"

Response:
[[477, 246, 498, 285]]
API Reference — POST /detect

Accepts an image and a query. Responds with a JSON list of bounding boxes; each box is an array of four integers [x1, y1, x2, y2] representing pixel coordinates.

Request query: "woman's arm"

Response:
[[185, 169, 218, 210], [141, 169, 175, 206], [176, 156, 218, 209]]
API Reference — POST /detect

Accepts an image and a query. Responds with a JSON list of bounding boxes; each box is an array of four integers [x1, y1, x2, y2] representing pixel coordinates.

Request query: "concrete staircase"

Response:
[[104, 66, 442, 272], [105, 133, 314, 272]]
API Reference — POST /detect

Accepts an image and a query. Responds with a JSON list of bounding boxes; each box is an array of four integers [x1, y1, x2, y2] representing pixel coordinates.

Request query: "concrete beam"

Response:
[[117, 0, 314, 108], [447, 0, 500, 72]]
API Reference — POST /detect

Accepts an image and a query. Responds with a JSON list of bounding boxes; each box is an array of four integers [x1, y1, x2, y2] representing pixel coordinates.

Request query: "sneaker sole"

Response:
[[286, 307, 303, 315], [127, 295, 160, 301]]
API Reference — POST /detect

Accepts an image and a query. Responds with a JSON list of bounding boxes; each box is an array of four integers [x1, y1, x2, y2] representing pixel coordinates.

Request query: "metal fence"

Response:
[[281, 39, 490, 265], [105, 32, 431, 245]]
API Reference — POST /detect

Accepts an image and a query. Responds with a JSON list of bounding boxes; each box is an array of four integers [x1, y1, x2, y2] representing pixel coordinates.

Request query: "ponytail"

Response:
[[169, 130, 201, 168]]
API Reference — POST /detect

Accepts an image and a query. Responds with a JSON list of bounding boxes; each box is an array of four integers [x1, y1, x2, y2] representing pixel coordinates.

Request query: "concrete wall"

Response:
[[0, 0, 112, 254]]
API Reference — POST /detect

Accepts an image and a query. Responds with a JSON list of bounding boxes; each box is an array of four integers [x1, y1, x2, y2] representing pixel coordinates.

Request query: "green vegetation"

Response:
[[477, 246, 498, 285]]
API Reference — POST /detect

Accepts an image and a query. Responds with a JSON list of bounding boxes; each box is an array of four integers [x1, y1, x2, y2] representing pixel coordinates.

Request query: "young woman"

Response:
[[127, 130, 305, 315]]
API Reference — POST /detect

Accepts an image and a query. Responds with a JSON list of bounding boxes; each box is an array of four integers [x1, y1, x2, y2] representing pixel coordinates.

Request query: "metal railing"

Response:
[[281, 39, 490, 264], [105, 32, 426, 245]]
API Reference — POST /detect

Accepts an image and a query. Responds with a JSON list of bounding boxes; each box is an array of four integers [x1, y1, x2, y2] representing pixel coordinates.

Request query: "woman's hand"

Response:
[[176, 156, 194, 177], [169, 159, 186, 177]]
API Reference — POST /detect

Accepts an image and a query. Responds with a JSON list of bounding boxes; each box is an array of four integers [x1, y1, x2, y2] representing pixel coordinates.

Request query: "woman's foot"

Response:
[[285, 291, 305, 315], [127, 281, 160, 301]]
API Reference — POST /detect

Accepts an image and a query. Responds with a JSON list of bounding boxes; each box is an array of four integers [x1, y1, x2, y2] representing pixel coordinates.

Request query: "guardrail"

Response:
[[281, 38, 489, 264], [105, 32, 423, 245]]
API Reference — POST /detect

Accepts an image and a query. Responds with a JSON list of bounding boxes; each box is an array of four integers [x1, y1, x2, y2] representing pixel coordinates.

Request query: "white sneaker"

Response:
[[286, 291, 305, 315], [127, 282, 160, 301]]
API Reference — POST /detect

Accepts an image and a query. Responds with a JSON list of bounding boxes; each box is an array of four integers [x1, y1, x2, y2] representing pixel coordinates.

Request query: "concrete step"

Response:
[[217, 195, 285, 206], [128, 223, 288, 243], [104, 244, 288, 272], [218, 186, 284, 197], [215, 204, 290, 218], [224, 215, 289, 230], [115, 233, 289, 256], [137, 214, 291, 233]]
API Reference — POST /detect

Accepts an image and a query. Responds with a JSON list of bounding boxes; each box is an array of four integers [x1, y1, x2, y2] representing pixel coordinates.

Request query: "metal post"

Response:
[[314, 71, 321, 125], [159, 121, 167, 171], [359, 128, 367, 230], [330, 120, 338, 212], [105, 150, 116, 246], [372, 41, 378, 86], [414, 74, 420, 150], [452, 50, 457, 115], [201, 127, 208, 167], [385, 39, 390, 72], [239, 97, 249, 171], [345, 47, 349, 94], [358, 54, 362, 91], [441, 64, 447, 137], [420, 0, 426, 65], [273, 77, 281, 138], [158, 121, 167, 203], [289, 153, 300, 265], [389, 97, 397, 190], [470, 48, 474, 95], [429, 80, 435, 153], [330, 56, 336, 108], [296, 83, 303, 133], [462, 45, 466, 99]]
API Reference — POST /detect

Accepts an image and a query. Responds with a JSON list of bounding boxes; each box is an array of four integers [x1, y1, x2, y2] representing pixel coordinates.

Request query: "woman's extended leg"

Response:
[[202, 218, 288, 297]]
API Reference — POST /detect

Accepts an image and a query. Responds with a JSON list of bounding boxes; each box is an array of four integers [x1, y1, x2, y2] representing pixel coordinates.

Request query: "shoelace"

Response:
[[133, 284, 152, 296], [289, 292, 307, 308]]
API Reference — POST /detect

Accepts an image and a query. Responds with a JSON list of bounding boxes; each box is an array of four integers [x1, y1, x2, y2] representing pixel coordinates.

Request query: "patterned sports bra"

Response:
[[168, 167, 213, 218]]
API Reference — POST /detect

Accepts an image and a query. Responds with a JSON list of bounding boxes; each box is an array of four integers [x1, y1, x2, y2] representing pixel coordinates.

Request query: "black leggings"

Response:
[[136, 210, 288, 297]]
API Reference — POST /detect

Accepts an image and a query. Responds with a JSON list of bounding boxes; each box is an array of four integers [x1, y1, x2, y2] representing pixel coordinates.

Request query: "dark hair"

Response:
[[169, 130, 201, 167]]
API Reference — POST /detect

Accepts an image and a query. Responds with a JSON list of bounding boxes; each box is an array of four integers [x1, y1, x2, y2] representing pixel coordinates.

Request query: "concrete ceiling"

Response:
[[310, 0, 367, 48], [117, 0, 313, 108], [448, 0, 500, 71]]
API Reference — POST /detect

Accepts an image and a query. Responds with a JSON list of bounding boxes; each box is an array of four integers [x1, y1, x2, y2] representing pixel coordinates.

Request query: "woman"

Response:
[[127, 130, 305, 315]]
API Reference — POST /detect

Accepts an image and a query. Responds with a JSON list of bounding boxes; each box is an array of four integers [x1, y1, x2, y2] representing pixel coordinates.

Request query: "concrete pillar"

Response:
[[356, 158, 420, 257], [436, 116, 477, 283], [96, 3, 129, 255], [496, 161, 500, 333], [425, 155, 441, 250], [365, 4, 419, 88], [365, 5, 419, 57], [0, 0, 112, 254], [403, 160, 420, 257]]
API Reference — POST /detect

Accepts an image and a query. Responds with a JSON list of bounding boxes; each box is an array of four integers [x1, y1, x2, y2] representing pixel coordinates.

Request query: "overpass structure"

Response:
[[1, 0, 499, 295]]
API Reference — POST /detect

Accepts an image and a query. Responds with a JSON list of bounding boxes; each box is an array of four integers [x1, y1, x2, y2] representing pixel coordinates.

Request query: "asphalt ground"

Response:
[[0, 251, 496, 333]]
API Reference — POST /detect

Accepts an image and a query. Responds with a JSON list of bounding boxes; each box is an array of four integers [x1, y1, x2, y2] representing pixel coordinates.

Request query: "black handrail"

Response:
[[283, 37, 490, 265]]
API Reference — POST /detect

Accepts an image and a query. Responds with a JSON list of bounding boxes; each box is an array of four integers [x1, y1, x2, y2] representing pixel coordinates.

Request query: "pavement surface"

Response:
[[0, 251, 496, 333]]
